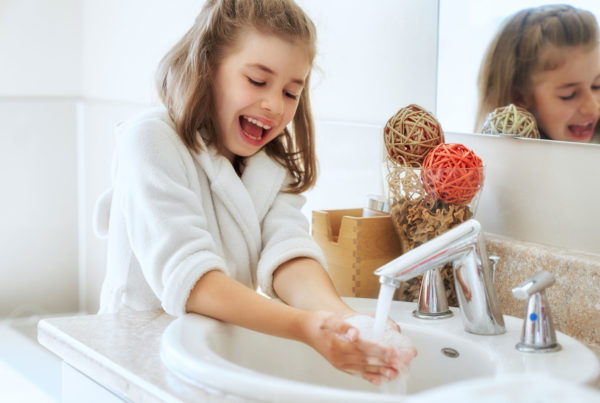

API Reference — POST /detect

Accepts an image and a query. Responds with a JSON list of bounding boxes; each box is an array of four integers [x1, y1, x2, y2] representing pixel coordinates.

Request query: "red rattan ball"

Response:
[[421, 143, 484, 204], [384, 104, 444, 167]]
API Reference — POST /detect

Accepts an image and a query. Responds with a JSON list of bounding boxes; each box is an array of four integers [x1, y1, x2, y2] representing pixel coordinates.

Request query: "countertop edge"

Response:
[[38, 318, 182, 403]]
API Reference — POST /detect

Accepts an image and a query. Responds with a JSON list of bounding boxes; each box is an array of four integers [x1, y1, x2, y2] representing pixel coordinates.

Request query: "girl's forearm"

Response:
[[185, 270, 310, 342], [272, 257, 352, 313], [185, 265, 402, 385]]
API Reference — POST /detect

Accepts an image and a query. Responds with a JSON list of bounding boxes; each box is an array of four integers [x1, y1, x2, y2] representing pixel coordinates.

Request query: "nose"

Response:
[[579, 89, 600, 117], [260, 89, 284, 116]]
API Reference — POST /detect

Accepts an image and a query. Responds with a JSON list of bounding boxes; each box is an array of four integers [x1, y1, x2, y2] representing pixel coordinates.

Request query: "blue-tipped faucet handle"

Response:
[[512, 271, 561, 352]]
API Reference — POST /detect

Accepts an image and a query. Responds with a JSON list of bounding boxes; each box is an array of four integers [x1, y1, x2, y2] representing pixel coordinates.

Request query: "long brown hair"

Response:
[[475, 5, 599, 131], [156, 0, 318, 193]]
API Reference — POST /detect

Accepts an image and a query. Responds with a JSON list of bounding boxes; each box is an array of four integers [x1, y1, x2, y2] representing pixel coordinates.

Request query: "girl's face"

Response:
[[212, 29, 311, 162], [524, 46, 600, 143]]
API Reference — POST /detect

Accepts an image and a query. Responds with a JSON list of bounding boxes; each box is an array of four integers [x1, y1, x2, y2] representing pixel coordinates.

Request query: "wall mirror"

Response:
[[437, 0, 600, 144], [436, 0, 600, 255]]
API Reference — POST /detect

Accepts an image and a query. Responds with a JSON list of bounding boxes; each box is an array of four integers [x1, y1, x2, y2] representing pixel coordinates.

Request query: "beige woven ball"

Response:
[[384, 104, 445, 167], [481, 104, 540, 139]]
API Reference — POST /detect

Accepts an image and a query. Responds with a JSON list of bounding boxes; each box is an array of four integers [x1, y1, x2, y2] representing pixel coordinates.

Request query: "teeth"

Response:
[[246, 133, 262, 141], [569, 123, 592, 130], [244, 116, 272, 130]]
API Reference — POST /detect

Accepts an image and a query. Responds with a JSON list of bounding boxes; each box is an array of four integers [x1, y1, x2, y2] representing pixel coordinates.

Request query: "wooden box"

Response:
[[312, 209, 403, 298]]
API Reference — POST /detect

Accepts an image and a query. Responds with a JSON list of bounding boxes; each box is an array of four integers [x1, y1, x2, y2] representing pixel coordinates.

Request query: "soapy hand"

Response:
[[345, 315, 418, 384], [302, 311, 409, 385]]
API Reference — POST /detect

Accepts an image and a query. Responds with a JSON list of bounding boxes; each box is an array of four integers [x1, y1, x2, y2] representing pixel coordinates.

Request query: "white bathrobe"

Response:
[[94, 107, 326, 316]]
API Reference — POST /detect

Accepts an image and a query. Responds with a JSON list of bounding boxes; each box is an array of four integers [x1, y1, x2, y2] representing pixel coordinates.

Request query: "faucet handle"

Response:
[[512, 271, 554, 300], [512, 271, 561, 353]]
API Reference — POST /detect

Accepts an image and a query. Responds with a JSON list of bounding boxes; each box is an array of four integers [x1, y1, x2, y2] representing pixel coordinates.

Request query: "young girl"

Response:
[[476, 4, 600, 143], [94, 0, 415, 386]]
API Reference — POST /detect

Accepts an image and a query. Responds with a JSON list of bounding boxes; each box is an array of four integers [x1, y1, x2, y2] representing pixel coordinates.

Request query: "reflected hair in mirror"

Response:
[[475, 5, 599, 133]]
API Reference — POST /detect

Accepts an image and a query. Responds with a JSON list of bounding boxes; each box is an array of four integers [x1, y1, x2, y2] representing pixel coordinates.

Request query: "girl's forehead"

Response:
[[537, 44, 598, 73], [531, 45, 600, 84], [228, 27, 310, 53], [225, 28, 312, 71]]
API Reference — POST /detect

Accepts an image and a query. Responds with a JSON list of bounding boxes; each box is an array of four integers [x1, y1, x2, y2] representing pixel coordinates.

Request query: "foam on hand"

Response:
[[345, 315, 417, 394]]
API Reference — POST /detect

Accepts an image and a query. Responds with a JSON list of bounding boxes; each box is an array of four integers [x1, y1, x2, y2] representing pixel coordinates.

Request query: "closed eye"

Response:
[[559, 92, 576, 101], [284, 90, 299, 100], [247, 77, 265, 87]]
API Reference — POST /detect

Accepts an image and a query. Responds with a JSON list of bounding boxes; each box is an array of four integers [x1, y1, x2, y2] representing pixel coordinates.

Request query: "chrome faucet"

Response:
[[374, 219, 506, 335], [512, 271, 561, 352]]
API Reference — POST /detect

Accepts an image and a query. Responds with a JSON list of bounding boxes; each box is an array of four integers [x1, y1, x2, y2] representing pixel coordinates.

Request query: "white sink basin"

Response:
[[161, 298, 599, 402]]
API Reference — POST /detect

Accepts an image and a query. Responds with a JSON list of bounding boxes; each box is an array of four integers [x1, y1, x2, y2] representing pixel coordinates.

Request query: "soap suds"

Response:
[[345, 315, 417, 394]]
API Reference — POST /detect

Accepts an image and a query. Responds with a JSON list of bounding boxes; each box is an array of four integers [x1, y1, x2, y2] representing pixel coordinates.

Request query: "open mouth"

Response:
[[240, 116, 272, 142], [568, 122, 595, 141]]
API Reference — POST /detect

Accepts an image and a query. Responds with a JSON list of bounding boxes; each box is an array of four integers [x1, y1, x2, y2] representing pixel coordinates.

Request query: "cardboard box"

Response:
[[312, 209, 403, 298]]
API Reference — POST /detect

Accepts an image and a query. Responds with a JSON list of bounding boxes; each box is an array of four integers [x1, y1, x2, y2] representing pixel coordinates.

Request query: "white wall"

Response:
[[0, 0, 82, 96], [80, 0, 203, 103], [446, 132, 600, 255], [0, 0, 439, 315], [4, 0, 598, 319], [0, 100, 79, 316], [0, 0, 82, 317], [3, 1, 597, 318], [77, 0, 439, 313], [301, 0, 438, 123]]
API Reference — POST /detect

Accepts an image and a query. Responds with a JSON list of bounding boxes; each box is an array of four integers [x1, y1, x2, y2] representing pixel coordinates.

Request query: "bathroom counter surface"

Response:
[[38, 309, 237, 403], [38, 303, 600, 402]]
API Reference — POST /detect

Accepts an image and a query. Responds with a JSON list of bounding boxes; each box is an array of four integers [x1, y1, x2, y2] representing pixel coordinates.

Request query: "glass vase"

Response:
[[383, 159, 485, 314]]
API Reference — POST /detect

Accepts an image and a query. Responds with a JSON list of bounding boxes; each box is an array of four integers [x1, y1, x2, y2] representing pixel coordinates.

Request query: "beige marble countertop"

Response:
[[38, 303, 600, 403], [38, 310, 240, 403]]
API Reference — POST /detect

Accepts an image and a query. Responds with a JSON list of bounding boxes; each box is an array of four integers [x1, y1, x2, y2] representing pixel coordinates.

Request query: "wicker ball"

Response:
[[384, 104, 445, 167], [481, 104, 540, 138], [421, 143, 484, 205]]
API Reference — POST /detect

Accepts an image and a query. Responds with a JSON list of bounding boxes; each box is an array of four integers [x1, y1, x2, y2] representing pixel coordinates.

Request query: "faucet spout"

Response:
[[374, 219, 506, 335]]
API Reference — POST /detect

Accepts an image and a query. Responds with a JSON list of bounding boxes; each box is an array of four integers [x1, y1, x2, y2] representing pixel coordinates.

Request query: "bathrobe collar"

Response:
[[192, 133, 288, 257]]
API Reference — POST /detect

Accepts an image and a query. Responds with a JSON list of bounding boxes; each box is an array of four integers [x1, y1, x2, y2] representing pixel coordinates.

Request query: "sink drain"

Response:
[[441, 347, 459, 358]]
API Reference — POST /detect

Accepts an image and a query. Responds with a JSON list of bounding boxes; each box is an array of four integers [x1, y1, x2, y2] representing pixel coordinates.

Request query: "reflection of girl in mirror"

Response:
[[476, 5, 600, 143]]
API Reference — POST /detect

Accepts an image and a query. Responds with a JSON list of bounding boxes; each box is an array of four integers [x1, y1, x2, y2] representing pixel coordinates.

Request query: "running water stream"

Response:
[[373, 282, 396, 338], [371, 282, 413, 395]]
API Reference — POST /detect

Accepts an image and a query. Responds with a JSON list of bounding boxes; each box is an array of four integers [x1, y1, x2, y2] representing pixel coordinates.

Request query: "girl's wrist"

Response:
[[293, 309, 316, 345], [323, 298, 354, 316]]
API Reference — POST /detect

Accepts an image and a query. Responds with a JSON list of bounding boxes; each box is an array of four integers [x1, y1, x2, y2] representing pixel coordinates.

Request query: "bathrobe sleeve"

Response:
[[256, 178, 327, 298], [116, 117, 229, 316]]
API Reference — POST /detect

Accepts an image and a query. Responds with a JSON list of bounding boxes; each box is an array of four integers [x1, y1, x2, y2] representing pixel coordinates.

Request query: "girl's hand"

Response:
[[382, 317, 417, 373], [355, 314, 418, 375], [301, 311, 400, 385]]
